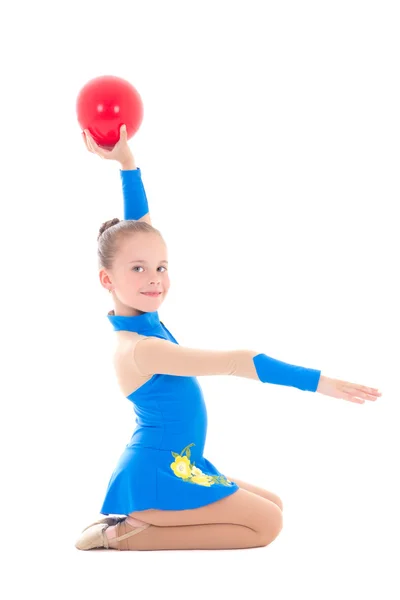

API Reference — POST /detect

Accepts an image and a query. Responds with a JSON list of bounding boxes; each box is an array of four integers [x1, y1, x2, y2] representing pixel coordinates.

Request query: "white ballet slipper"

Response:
[[75, 517, 151, 550], [75, 523, 110, 550]]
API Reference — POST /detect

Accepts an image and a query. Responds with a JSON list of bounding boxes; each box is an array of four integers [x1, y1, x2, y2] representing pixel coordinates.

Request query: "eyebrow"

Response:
[[129, 259, 169, 264]]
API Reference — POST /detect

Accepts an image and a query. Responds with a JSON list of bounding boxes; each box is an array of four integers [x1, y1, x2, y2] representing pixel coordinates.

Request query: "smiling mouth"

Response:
[[141, 292, 162, 296]]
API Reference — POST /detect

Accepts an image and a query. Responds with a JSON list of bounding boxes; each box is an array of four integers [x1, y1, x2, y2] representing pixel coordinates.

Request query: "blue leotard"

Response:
[[99, 169, 321, 515]]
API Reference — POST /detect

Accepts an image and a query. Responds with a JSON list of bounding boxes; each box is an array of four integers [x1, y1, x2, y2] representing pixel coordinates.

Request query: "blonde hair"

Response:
[[97, 218, 164, 270]]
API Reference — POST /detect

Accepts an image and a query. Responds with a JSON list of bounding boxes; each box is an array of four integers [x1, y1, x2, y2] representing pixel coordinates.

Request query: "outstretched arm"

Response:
[[132, 336, 382, 403], [133, 336, 321, 392], [83, 124, 152, 225]]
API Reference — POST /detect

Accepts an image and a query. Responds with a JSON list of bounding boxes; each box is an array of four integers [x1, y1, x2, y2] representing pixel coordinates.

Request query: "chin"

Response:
[[139, 293, 165, 308]]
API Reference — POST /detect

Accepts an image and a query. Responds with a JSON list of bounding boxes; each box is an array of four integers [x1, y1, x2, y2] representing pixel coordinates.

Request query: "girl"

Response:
[[75, 125, 381, 552]]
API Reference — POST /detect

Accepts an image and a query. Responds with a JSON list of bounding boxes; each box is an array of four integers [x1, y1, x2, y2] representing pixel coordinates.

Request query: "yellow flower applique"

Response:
[[191, 466, 203, 476], [170, 444, 233, 487], [190, 474, 214, 486], [170, 455, 192, 480]]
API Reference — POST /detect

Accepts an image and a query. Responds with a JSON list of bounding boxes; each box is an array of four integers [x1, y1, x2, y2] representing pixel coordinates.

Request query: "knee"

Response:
[[258, 504, 283, 547], [272, 496, 283, 512]]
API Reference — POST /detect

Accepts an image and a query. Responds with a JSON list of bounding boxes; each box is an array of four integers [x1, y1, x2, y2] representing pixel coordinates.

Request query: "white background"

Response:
[[1, 1, 399, 599]]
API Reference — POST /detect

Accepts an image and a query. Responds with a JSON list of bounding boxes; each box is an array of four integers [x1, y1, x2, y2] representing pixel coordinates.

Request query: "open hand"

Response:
[[82, 124, 135, 169], [317, 375, 382, 404]]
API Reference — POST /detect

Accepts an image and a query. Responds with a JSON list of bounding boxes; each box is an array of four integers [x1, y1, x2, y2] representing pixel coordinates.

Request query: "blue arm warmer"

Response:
[[253, 353, 321, 392], [120, 168, 149, 220]]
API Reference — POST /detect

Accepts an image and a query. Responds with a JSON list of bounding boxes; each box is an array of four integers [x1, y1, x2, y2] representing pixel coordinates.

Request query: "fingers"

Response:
[[83, 130, 96, 153], [82, 131, 92, 153], [82, 127, 127, 161], [119, 124, 127, 143], [343, 392, 365, 404], [342, 383, 381, 404], [354, 384, 381, 400], [83, 129, 107, 158]]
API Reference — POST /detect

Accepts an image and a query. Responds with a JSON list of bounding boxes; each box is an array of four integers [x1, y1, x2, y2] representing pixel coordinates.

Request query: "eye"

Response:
[[132, 266, 168, 272]]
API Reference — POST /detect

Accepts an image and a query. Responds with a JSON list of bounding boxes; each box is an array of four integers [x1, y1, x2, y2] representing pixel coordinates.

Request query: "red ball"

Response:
[[76, 75, 143, 147]]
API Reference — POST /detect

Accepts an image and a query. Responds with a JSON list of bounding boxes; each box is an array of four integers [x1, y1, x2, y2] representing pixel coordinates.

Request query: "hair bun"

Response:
[[97, 218, 120, 241]]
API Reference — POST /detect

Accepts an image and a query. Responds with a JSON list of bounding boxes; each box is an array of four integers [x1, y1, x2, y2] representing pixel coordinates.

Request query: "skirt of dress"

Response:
[[100, 444, 239, 515]]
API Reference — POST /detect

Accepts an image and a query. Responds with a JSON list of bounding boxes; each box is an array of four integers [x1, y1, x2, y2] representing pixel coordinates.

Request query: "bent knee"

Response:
[[270, 494, 283, 512], [258, 504, 283, 546]]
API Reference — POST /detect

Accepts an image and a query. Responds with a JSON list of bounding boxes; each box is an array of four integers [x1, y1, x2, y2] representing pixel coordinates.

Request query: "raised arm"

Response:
[[120, 166, 152, 225], [133, 337, 321, 392], [83, 124, 152, 225]]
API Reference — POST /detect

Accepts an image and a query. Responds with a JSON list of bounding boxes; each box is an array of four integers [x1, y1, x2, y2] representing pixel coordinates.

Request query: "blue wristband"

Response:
[[120, 168, 149, 220], [253, 353, 321, 392]]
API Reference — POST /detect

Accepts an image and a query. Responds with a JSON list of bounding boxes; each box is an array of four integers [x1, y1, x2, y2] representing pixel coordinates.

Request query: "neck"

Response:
[[108, 296, 146, 317]]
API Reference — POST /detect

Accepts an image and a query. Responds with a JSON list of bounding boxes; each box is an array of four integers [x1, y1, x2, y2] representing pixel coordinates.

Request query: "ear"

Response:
[[99, 268, 112, 291]]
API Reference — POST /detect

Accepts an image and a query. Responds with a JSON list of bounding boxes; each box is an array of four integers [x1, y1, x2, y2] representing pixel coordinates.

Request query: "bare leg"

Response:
[[107, 488, 283, 551]]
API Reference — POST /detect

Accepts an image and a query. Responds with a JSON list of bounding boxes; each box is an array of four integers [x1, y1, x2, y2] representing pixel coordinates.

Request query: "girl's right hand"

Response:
[[316, 375, 382, 404], [82, 124, 136, 170]]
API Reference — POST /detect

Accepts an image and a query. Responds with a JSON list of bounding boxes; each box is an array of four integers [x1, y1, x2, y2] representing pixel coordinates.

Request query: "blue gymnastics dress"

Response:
[[99, 169, 321, 515], [99, 168, 240, 514], [100, 309, 240, 514]]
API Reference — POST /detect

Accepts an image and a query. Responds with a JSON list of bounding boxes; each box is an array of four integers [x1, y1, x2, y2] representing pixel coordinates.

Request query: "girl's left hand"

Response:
[[82, 124, 136, 169]]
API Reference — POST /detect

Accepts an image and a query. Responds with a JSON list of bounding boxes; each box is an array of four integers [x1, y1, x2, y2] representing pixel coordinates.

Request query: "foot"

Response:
[[105, 517, 151, 550], [75, 515, 127, 550], [75, 516, 150, 551], [75, 522, 111, 551]]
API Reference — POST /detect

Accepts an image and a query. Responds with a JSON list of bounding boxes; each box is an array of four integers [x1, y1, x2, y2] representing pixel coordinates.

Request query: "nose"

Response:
[[149, 275, 161, 285]]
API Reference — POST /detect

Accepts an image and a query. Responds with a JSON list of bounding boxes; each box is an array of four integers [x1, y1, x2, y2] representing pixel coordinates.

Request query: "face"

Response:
[[100, 232, 170, 315]]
